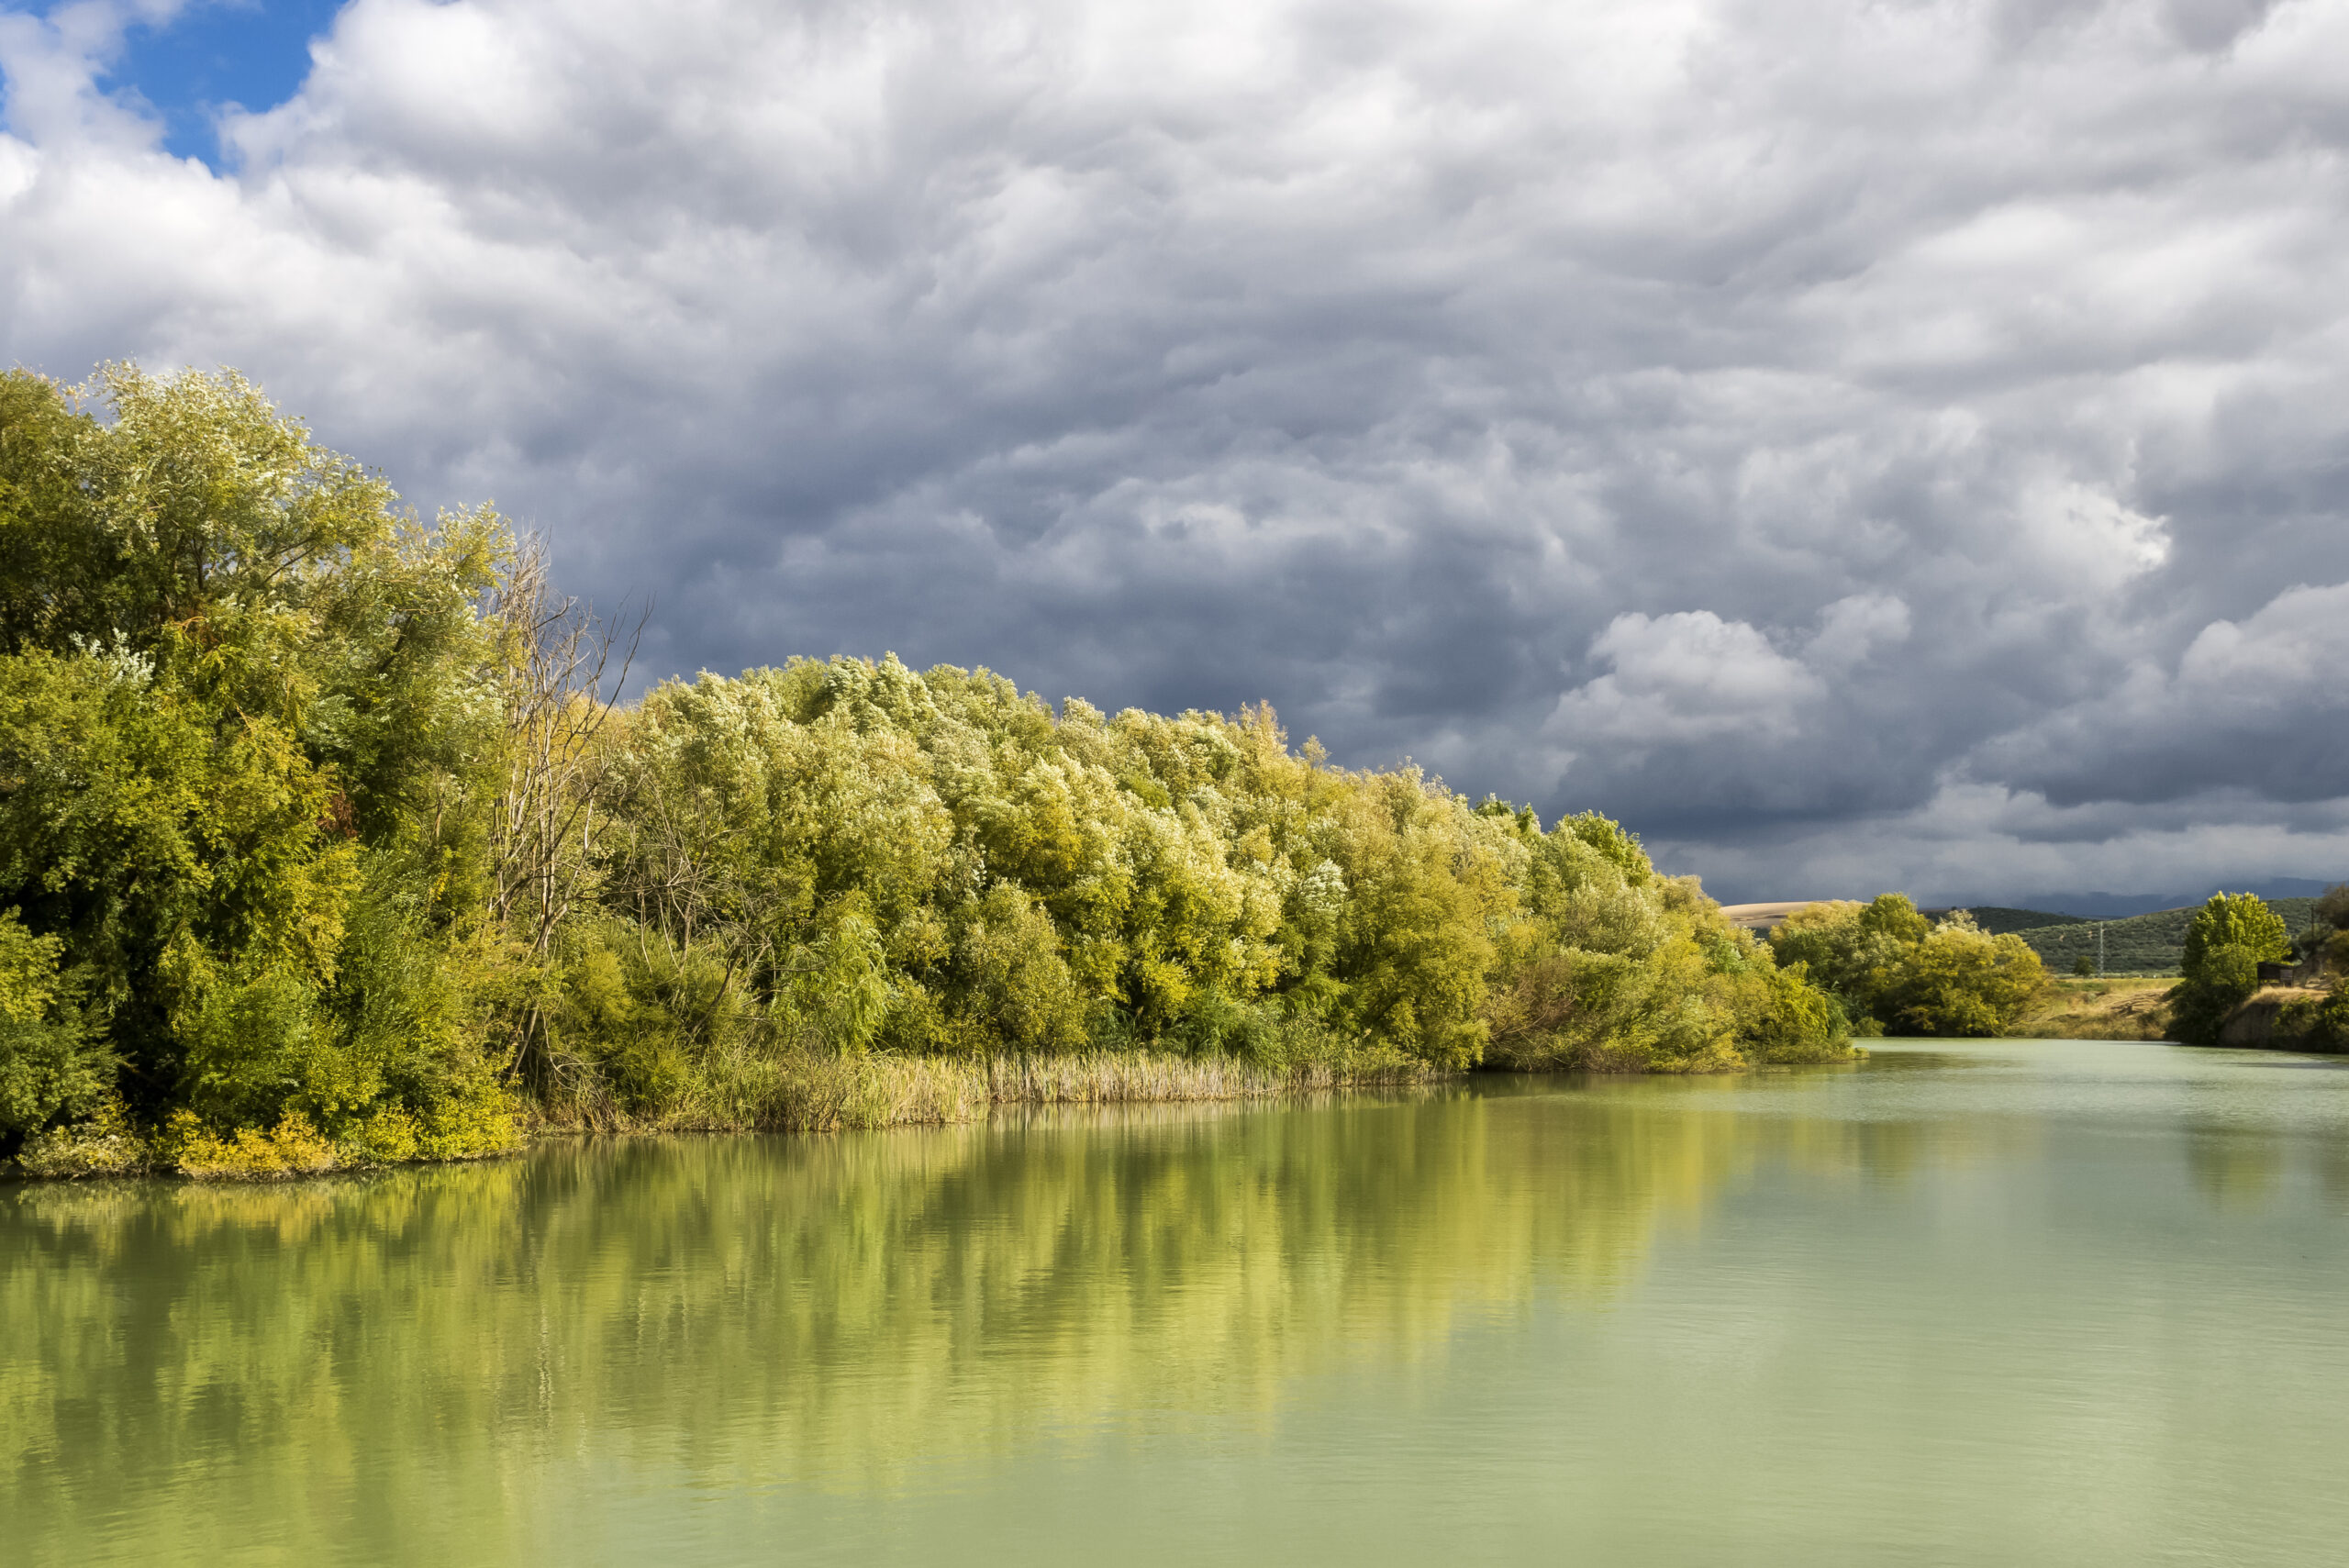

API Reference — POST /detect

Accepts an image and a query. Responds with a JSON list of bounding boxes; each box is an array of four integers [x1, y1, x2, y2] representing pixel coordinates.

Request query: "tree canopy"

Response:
[[1768, 895, 2045, 1038], [0, 366, 1854, 1177], [2171, 892, 2294, 1046]]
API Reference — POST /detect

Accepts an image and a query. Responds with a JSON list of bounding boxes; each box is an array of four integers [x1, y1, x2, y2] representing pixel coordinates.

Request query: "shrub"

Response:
[[160, 1109, 338, 1180], [12, 1095, 149, 1177]]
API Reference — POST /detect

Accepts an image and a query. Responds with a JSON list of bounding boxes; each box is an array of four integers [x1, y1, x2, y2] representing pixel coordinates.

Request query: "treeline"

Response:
[[0, 368, 1852, 1177], [1765, 895, 2047, 1037], [1763, 889, 2349, 1048]]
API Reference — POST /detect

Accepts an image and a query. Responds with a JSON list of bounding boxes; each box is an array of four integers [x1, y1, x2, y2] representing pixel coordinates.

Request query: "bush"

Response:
[[2274, 984, 2349, 1053], [158, 1109, 338, 1181], [1766, 896, 2044, 1038], [12, 1095, 149, 1177], [1881, 919, 2045, 1038], [0, 908, 109, 1134]]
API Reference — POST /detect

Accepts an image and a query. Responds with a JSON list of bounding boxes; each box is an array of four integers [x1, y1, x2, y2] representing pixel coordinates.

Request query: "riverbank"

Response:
[[6, 1027, 1887, 1181], [531, 1046, 1455, 1139], [2004, 978, 2177, 1041], [2218, 984, 2346, 1051], [6, 1047, 1458, 1182]]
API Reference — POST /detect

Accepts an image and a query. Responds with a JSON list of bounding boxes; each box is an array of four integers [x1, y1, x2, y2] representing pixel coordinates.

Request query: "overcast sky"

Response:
[[4, 0, 2345, 904]]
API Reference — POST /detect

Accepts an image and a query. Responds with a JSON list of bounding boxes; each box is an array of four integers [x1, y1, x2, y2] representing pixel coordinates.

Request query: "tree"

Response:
[[2173, 893, 2291, 1046], [1877, 917, 2044, 1038], [0, 366, 516, 1160], [4, 366, 1864, 1167], [1767, 896, 2043, 1037]]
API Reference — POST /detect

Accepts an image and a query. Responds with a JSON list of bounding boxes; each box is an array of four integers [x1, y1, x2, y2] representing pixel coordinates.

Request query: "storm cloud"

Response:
[[3, 0, 2346, 901]]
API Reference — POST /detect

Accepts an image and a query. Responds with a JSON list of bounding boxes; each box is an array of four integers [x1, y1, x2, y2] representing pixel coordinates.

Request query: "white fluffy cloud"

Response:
[[1550, 611, 1823, 751], [5, 0, 2347, 901]]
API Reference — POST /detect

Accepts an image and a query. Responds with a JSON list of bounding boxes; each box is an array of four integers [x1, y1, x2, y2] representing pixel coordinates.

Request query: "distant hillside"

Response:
[[1960, 877, 2345, 921], [2016, 898, 2321, 975], [1946, 906, 2088, 937], [1727, 903, 2089, 936]]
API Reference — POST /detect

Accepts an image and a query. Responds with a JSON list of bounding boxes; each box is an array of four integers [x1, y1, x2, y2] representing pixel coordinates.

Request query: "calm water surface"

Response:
[[10, 1039, 2349, 1565]]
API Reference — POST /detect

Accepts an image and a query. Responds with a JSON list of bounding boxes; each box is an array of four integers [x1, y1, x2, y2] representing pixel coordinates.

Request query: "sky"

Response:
[[2, 0, 2345, 906]]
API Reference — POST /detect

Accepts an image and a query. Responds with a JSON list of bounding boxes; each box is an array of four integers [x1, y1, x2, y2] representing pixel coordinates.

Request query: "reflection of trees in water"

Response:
[[2184, 1127, 2287, 1210], [4, 1085, 1952, 1556]]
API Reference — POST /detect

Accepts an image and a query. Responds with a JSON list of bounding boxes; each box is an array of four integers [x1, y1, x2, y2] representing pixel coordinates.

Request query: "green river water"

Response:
[[8, 1038, 2349, 1564]]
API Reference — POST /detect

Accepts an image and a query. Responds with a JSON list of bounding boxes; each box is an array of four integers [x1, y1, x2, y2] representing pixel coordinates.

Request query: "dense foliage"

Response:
[[2252, 886, 2349, 1052], [1768, 895, 2046, 1037], [0, 366, 517, 1175], [545, 660, 1848, 1111], [2169, 893, 2293, 1046], [0, 367, 1850, 1177]]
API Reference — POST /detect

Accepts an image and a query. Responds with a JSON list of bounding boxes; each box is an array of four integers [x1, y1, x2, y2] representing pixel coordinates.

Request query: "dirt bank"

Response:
[[2006, 978, 2176, 1040], [2219, 985, 2334, 1048]]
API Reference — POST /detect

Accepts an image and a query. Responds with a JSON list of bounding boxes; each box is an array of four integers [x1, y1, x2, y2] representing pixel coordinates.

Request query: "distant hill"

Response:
[[1959, 877, 2344, 922], [1943, 906, 2087, 936], [1719, 893, 2332, 962], [2014, 897, 2321, 976], [1726, 903, 2091, 937], [1717, 901, 1836, 930]]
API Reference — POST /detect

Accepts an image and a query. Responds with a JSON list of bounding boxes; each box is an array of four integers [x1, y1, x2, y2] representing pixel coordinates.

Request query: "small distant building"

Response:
[[2263, 944, 2339, 989]]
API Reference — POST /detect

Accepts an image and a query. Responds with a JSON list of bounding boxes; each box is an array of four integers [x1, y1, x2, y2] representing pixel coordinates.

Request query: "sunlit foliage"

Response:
[[1768, 895, 2045, 1037], [0, 367, 1851, 1174], [2172, 892, 2293, 1046], [0, 366, 515, 1169], [554, 660, 1851, 1109]]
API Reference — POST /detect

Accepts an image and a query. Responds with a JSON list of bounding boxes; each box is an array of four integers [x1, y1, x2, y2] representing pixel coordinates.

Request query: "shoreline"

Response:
[[6, 1040, 1884, 1184], [6, 1049, 1464, 1184]]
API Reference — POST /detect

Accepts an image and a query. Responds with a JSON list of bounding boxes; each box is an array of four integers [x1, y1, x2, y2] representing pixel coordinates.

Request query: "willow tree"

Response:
[[0, 366, 516, 1162]]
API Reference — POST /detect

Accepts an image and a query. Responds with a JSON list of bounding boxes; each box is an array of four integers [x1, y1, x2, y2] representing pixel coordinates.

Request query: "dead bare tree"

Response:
[[486, 532, 642, 1088]]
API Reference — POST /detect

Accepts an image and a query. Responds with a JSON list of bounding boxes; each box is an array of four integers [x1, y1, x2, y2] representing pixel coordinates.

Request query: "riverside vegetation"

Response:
[[1765, 895, 2047, 1039], [0, 366, 1861, 1180], [2166, 887, 2349, 1051], [1761, 888, 2349, 1050]]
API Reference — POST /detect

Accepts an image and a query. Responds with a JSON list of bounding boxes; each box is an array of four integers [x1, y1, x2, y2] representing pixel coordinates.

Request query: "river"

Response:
[[8, 1039, 2349, 1564]]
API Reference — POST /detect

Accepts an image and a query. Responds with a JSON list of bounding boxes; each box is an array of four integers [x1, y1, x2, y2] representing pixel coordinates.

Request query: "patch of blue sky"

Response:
[[102, 1, 349, 167]]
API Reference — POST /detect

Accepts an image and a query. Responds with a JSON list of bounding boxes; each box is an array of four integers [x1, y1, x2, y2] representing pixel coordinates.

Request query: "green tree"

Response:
[[0, 366, 514, 1162], [1877, 917, 2045, 1038], [4, 366, 1865, 1167], [0, 907, 107, 1133], [2173, 892, 2292, 1046], [1768, 896, 2043, 1038]]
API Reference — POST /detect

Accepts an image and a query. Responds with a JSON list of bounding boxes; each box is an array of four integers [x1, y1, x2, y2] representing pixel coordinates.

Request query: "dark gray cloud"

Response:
[[5, 0, 2347, 902]]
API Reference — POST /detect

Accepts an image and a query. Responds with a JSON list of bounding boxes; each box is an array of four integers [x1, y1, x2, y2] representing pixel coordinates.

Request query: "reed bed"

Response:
[[562, 1044, 1458, 1138], [17, 1049, 1459, 1178], [981, 1048, 1440, 1106]]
